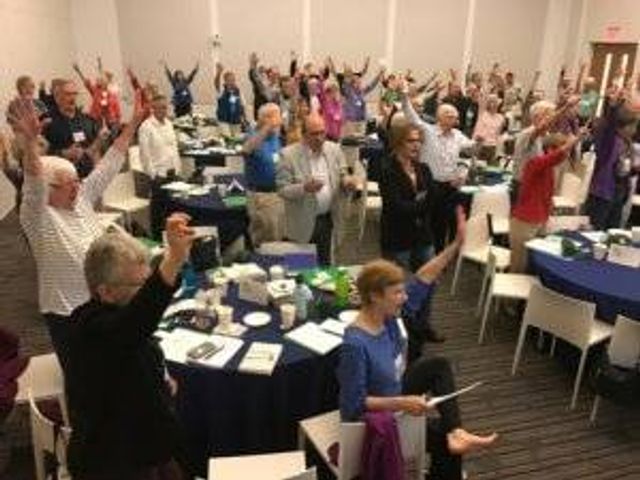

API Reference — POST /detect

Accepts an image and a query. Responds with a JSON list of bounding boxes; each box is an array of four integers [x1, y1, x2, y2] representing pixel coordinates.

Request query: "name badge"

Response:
[[229, 95, 237, 104], [272, 153, 280, 164], [72, 131, 86, 143]]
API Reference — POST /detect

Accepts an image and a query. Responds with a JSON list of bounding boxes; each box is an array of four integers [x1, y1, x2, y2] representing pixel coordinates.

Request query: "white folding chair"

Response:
[[128, 145, 143, 173], [470, 187, 511, 235], [552, 172, 582, 213], [477, 251, 539, 344], [17, 353, 69, 426], [590, 316, 640, 423], [101, 171, 150, 231], [545, 215, 590, 233], [28, 390, 72, 480], [511, 284, 613, 409], [283, 467, 317, 480], [298, 410, 425, 480], [208, 451, 307, 480], [96, 211, 124, 230], [450, 215, 511, 295]]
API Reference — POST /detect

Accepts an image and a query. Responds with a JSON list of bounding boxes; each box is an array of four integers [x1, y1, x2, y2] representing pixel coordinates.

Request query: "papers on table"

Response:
[[159, 329, 244, 368], [267, 279, 296, 300], [219, 263, 267, 282], [285, 322, 342, 355], [525, 236, 563, 257], [607, 244, 640, 268], [319, 318, 347, 337], [238, 342, 283, 376], [426, 381, 484, 408], [580, 231, 607, 243], [161, 181, 194, 192], [163, 298, 197, 318]]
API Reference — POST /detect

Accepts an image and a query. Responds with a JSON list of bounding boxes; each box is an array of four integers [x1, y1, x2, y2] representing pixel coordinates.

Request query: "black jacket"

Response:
[[64, 270, 182, 476], [379, 155, 435, 252]]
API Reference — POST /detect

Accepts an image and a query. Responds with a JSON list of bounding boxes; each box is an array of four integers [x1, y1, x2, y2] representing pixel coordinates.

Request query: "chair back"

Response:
[[17, 353, 69, 425], [523, 284, 596, 347], [128, 146, 143, 172], [608, 316, 640, 369], [470, 188, 511, 219], [558, 172, 582, 204], [29, 390, 71, 480], [462, 214, 491, 253], [338, 414, 426, 480], [577, 151, 596, 204], [102, 171, 136, 204]]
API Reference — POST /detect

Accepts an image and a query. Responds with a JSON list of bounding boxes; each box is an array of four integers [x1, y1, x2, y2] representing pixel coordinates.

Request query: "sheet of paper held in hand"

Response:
[[427, 381, 484, 408]]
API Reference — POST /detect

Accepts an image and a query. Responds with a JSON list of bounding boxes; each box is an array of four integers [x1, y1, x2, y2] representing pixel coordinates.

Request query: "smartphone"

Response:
[[186, 341, 224, 361]]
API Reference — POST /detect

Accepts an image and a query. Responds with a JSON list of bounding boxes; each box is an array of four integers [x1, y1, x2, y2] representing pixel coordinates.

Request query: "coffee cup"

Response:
[[216, 305, 234, 330], [270, 265, 285, 280], [593, 243, 607, 261], [280, 304, 296, 330]]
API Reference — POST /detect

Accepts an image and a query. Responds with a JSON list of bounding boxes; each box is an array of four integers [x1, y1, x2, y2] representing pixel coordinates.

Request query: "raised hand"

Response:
[[165, 213, 195, 263], [7, 99, 44, 142]]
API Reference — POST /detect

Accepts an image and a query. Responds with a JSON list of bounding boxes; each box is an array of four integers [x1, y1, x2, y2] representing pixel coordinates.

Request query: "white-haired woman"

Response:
[[63, 213, 195, 480]]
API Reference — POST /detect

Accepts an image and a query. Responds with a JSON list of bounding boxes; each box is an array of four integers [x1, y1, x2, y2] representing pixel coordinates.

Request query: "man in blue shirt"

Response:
[[242, 102, 285, 246]]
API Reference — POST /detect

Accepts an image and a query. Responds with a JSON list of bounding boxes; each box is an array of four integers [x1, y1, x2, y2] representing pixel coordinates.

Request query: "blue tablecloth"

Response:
[[159, 175, 248, 250], [529, 233, 640, 322], [166, 269, 342, 476]]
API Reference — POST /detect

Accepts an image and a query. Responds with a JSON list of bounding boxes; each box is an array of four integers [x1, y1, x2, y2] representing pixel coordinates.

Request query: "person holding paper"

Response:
[[62, 213, 194, 480], [338, 211, 497, 480]]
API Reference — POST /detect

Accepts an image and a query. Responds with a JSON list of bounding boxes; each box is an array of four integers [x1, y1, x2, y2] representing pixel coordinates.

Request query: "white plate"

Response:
[[338, 310, 359, 324], [243, 312, 271, 327]]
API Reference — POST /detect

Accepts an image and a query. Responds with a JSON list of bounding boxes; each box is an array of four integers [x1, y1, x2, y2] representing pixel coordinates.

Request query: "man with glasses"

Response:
[[9, 93, 146, 361], [276, 114, 360, 265], [42, 79, 102, 177]]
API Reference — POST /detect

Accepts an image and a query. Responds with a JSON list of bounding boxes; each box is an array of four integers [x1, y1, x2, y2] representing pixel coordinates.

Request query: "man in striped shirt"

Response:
[[9, 94, 146, 360]]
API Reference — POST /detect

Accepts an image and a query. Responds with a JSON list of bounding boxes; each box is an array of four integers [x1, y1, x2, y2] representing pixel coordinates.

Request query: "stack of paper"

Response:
[[285, 322, 342, 355], [319, 318, 347, 337], [581, 231, 607, 243], [163, 298, 197, 319], [161, 181, 195, 192], [525, 237, 563, 257], [607, 244, 640, 268], [238, 342, 283, 376], [159, 329, 243, 369]]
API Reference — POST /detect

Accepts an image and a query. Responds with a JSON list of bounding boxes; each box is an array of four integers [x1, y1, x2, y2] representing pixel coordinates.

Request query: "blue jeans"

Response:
[[385, 245, 434, 273]]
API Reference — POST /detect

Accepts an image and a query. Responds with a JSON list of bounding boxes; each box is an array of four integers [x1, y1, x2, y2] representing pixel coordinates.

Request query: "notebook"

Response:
[[285, 322, 342, 355], [160, 329, 243, 369], [238, 342, 283, 376], [319, 318, 347, 337], [427, 381, 484, 408]]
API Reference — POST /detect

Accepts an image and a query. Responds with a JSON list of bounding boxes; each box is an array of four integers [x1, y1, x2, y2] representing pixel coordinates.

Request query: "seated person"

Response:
[[62, 213, 195, 480], [338, 209, 497, 480]]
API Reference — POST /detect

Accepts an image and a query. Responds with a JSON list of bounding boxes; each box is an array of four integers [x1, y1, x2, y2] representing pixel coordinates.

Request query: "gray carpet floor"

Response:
[[1, 208, 639, 480]]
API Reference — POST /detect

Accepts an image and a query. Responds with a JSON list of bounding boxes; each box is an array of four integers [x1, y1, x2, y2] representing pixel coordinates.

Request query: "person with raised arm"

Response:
[[163, 60, 199, 117], [63, 213, 195, 480], [9, 92, 147, 360], [338, 208, 498, 480]]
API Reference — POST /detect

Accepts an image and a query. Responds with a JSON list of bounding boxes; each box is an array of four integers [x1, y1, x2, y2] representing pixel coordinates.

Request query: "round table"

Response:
[[165, 268, 342, 475], [159, 175, 249, 250], [529, 234, 640, 322]]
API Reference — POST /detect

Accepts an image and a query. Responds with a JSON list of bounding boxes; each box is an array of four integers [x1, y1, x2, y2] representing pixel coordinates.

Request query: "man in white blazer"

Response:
[[276, 114, 360, 265]]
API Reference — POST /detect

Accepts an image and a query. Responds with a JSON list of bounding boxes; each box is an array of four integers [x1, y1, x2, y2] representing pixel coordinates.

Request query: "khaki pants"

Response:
[[509, 217, 545, 273], [217, 122, 243, 137], [246, 192, 284, 246]]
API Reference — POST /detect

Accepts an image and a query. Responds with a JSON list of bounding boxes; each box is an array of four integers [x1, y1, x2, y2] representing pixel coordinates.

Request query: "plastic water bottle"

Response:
[[293, 275, 313, 321], [181, 261, 198, 295], [334, 271, 349, 309]]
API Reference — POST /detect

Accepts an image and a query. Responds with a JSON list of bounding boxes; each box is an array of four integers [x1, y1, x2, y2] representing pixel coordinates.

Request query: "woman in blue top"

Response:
[[338, 209, 497, 479], [163, 61, 199, 118]]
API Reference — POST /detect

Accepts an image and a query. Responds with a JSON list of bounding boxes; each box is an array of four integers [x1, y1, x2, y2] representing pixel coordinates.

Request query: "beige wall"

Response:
[[394, 0, 469, 75], [115, 0, 214, 105], [0, 0, 75, 118], [471, 0, 548, 86]]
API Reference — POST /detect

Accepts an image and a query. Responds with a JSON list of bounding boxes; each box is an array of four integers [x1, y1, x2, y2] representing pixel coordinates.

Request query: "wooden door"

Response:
[[590, 42, 638, 90]]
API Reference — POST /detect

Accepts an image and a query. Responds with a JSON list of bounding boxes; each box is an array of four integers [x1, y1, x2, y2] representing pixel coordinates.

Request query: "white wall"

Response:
[[0, 0, 75, 116], [471, 0, 548, 86], [394, 0, 469, 75], [115, 0, 215, 104]]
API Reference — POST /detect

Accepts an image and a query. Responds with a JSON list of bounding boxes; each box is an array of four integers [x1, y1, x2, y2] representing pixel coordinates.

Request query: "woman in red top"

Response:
[[509, 132, 583, 272], [73, 61, 122, 129]]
